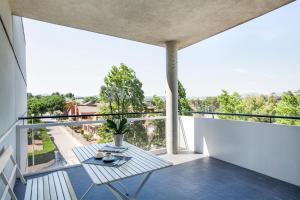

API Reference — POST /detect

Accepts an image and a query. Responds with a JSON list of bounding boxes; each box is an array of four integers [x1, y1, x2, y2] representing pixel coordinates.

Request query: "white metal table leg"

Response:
[[107, 183, 130, 200], [133, 171, 153, 199], [80, 183, 94, 200], [106, 171, 153, 200], [115, 181, 129, 196]]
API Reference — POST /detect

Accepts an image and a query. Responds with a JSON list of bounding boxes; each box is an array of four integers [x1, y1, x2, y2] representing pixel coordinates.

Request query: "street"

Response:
[[47, 126, 83, 166]]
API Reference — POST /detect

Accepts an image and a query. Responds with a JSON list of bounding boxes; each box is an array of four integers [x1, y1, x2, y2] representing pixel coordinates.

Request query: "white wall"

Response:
[[189, 118, 300, 186], [178, 116, 195, 151], [0, 0, 27, 173]]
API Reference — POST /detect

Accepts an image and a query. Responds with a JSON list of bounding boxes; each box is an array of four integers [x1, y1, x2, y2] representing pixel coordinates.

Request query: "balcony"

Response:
[[14, 155, 300, 199], [11, 113, 300, 199], [1, 1, 299, 199]]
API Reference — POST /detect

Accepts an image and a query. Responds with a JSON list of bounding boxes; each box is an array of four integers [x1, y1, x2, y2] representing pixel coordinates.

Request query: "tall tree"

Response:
[[83, 96, 99, 103], [100, 63, 145, 114], [275, 91, 299, 125], [260, 95, 277, 116], [28, 97, 47, 116], [199, 97, 219, 112], [217, 90, 244, 119], [65, 92, 75, 99], [178, 81, 191, 114], [98, 64, 147, 145], [242, 95, 269, 122], [44, 95, 66, 114], [151, 95, 164, 111]]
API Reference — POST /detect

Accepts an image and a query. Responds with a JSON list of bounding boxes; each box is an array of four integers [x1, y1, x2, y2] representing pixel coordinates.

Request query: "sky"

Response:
[[24, 1, 300, 98]]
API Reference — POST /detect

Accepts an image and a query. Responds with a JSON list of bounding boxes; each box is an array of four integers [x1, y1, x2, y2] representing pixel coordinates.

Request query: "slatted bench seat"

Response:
[[0, 146, 77, 200], [24, 171, 77, 200]]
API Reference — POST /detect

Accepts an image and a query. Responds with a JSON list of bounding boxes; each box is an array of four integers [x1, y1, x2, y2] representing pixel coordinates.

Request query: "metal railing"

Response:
[[14, 110, 300, 174], [18, 111, 165, 120], [184, 111, 300, 123], [19, 110, 300, 124], [17, 112, 166, 173]]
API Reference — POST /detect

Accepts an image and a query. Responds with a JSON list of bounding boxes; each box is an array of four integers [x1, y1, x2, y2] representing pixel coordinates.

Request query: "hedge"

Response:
[[28, 128, 56, 166]]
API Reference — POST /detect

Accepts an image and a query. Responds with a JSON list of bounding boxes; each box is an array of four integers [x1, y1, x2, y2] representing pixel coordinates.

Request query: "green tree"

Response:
[[151, 95, 164, 111], [100, 63, 145, 114], [242, 95, 270, 122], [83, 96, 99, 103], [197, 97, 219, 112], [148, 95, 166, 149], [28, 97, 47, 116], [178, 81, 191, 114], [65, 92, 75, 99], [275, 91, 299, 125], [260, 95, 277, 115], [44, 95, 66, 114], [217, 90, 244, 119], [98, 64, 146, 144], [51, 92, 61, 96]]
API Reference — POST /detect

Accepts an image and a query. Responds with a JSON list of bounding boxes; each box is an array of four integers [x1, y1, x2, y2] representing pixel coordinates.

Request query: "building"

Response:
[[66, 101, 101, 134]]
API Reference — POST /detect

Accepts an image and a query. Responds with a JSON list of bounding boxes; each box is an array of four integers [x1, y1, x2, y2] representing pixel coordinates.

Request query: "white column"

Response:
[[166, 41, 178, 154]]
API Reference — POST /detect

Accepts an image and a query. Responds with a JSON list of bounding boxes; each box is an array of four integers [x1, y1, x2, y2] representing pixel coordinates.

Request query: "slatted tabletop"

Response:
[[73, 142, 173, 185]]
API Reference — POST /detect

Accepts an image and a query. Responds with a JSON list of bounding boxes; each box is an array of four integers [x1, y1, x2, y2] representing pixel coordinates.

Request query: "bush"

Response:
[[83, 133, 93, 141], [28, 128, 56, 166]]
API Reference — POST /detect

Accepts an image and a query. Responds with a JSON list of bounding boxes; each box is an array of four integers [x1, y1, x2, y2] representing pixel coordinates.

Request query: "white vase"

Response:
[[114, 134, 123, 147]]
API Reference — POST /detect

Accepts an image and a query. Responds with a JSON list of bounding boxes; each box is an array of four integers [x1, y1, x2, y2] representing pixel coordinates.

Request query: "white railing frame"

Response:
[[16, 116, 166, 172], [17, 116, 166, 130]]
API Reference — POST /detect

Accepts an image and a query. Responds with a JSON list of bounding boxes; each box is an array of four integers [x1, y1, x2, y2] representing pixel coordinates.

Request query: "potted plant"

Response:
[[106, 118, 130, 147]]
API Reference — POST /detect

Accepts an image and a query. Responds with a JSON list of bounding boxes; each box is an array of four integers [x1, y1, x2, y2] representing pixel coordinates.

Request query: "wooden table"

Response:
[[73, 142, 172, 200]]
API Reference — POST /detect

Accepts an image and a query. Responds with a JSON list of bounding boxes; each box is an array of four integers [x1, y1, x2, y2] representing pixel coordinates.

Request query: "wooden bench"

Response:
[[0, 146, 77, 200]]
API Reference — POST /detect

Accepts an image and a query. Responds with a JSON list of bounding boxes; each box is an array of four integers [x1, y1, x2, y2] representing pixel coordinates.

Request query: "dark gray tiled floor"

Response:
[[14, 157, 300, 200]]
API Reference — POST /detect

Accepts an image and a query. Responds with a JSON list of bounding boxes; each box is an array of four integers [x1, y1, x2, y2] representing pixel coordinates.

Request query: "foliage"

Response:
[[206, 90, 300, 125], [28, 97, 47, 116], [27, 93, 66, 116], [65, 92, 75, 99], [151, 81, 191, 114], [98, 64, 146, 144], [275, 91, 300, 125], [106, 118, 130, 135], [178, 81, 191, 114], [28, 128, 56, 166], [190, 97, 218, 112], [45, 95, 66, 114], [83, 96, 99, 103], [151, 95, 164, 111], [99, 63, 145, 114], [98, 124, 113, 143], [217, 90, 244, 119], [83, 133, 93, 141]]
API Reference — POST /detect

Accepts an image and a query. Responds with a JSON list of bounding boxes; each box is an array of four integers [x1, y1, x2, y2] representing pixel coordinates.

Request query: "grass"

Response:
[[28, 128, 56, 166]]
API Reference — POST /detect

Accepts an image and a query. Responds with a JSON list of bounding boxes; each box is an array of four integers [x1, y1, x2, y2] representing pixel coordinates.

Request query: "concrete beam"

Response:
[[166, 41, 178, 154]]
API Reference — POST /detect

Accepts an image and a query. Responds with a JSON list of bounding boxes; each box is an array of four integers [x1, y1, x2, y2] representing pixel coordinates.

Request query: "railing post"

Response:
[[16, 125, 28, 173], [31, 129, 35, 166]]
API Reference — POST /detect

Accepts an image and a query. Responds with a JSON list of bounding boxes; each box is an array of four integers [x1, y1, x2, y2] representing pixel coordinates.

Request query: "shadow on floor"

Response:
[[14, 157, 300, 200]]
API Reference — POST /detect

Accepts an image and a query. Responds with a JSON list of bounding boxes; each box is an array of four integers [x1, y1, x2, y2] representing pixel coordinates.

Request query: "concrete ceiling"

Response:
[[10, 0, 293, 49]]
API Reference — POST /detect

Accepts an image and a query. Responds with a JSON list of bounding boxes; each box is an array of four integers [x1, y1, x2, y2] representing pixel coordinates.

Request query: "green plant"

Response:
[[83, 134, 93, 141], [106, 118, 130, 135], [97, 124, 113, 143], [28, 128, 56, 166]]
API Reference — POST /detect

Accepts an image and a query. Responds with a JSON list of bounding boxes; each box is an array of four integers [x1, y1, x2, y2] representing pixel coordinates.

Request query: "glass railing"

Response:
[[24, 114, 166, 174]]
